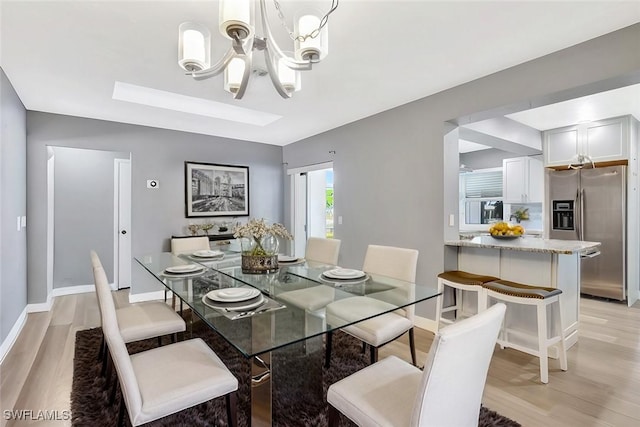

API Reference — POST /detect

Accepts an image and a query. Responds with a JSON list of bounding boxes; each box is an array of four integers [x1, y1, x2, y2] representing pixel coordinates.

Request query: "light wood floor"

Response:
[[1, 292, 639, 426]]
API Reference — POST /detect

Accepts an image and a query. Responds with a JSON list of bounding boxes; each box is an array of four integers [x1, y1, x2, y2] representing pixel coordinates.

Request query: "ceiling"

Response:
[[460, 83, 640, 153], [506, 83, 640, 130], [2, 1, 639, 146]]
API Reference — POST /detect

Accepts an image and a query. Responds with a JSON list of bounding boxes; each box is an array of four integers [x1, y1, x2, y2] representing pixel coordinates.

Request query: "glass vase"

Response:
[[240, 234, 279, 274]]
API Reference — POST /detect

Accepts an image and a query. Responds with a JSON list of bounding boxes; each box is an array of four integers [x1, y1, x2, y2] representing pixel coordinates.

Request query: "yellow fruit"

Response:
[[488, 221, 525, 236]]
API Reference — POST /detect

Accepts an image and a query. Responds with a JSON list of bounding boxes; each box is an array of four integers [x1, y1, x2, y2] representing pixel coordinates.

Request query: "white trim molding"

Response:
[[286, 161, 333, 176], [27, 300, 53, 314], [414, 315, 438, 334], [0, 307, 28, 363], [51, 284, 96, 297], [3, 283, 114, 359], [128, 290, 165, 304], [27, 284, 104, 314]]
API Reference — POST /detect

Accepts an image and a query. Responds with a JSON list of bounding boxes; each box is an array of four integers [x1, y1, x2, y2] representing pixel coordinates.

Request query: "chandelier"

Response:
[[178, 0, 339, 99]]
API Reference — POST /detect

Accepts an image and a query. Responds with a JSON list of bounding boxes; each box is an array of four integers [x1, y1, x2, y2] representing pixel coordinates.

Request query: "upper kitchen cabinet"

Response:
[[503, 156, 543, 203], [543, 116, 630, 167]]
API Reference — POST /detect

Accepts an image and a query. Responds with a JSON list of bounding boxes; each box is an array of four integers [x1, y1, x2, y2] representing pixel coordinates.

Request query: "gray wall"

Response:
[[0, 68, 27, 343], [10, 23, 640, 319], [283, 24, 640, 318], [52, 147, 128, 287], [27, 114, 284, 300]]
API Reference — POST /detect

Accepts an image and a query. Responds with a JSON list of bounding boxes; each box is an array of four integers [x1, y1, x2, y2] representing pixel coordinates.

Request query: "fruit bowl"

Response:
[[488, 222, 525, 239], [490, 234, 521, 240]]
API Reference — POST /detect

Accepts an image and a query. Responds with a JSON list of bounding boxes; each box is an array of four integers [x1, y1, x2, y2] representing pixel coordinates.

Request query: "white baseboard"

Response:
[[0, 307, 28, 364], [51, 284, 96, 297], [129, 290, 165, 303], [27, 284, 99, 314], [414, 315, 438, 334], [26, 301, 53, 313], [2, 283, 152, 366]]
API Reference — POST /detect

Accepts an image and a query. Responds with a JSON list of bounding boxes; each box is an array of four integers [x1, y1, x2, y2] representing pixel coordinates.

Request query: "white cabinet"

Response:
[[544, 116, 629, 167], [503, 157, 543, 203]]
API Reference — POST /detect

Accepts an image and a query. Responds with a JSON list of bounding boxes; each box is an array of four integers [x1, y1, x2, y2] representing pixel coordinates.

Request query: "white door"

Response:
[[288, 162, 334, 258], [115, 159, 131, 289]]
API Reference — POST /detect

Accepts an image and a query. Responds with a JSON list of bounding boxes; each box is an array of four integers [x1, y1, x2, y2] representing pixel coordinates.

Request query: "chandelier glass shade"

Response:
[[178, 0, 337, 99]]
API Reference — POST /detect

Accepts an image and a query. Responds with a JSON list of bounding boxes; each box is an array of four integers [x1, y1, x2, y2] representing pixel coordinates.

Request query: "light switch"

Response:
[[21, 216, 26, 228], [17, 217, 21, 231], [338, 216, 343, 225], [449, 214, 455, 227]]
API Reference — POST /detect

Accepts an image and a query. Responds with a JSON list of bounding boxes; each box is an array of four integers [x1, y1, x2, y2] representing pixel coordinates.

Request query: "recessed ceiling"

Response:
[[459, 139, 490, 154], [506, 83, 640, 131], [1, 1, 639, 146]]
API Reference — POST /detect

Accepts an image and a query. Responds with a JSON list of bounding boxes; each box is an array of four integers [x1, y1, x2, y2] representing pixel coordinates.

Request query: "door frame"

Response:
[[113, 158, 132, 290], [287, 161, 333, 257], [46, 150, 55, 300]]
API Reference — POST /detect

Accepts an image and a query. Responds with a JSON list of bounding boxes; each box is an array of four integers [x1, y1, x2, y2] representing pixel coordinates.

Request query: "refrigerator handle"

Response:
[[580, 188, 585, 241]]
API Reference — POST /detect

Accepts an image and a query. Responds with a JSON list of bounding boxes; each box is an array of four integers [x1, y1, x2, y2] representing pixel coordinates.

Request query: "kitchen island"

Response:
[[445, 236, 601, 350]]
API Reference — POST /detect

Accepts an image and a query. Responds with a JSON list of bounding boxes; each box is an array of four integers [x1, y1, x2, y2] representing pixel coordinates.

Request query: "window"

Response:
[[460, 168, 503, 226], [463, 170, 502, 198]]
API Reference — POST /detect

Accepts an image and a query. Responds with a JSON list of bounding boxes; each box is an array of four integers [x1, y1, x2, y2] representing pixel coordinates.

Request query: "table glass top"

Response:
[[135, 252, 439, 358]]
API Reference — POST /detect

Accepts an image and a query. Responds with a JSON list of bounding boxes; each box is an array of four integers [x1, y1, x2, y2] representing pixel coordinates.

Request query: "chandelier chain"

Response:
[[272, 0, 339, 42]]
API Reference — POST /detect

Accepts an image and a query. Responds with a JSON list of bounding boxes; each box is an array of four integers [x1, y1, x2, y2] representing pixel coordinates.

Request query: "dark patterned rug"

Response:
[[71, 319, 521, 427]]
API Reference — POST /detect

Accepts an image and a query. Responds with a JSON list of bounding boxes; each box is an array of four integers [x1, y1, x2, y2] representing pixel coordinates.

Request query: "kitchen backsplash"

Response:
[[508, 203, 542, 231]]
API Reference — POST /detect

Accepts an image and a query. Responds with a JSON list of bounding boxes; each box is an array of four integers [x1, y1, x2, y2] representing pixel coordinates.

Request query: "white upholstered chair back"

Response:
[[305, 237, 341, 265], [170, 237, 210, 255], [91, 250, 106, 319], [93, 265, 144, 422], [362, 245, 418, 282], [90, 249, 103, 269], [362, 244, 418, 319], [410, 303, 506, 427]]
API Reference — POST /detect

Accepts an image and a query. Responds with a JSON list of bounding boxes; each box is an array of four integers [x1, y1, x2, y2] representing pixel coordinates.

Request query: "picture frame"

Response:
[[185, 161, 250, 218]]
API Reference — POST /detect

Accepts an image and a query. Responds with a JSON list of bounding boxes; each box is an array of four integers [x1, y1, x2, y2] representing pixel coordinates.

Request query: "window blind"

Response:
[[463, 171, 503, 198]]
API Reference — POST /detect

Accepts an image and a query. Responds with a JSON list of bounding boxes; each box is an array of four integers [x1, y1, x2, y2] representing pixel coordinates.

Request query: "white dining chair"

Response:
[[170, 236, 210, 254], [90, 250, 186, 374], [325, 244, 419, 366], [305, 237, 341, 265], [277, 237, 342, 312], [94, 264, 239, 426], [327, 303, 506, 427], [168, 236, 211, 308]]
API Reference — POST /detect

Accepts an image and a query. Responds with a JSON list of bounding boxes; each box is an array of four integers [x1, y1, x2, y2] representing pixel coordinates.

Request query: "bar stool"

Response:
[[436, 271, 498, 329], [482, 279, 568, 384]]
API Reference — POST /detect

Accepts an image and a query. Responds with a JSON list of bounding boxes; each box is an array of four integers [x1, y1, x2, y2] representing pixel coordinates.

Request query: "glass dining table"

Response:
[[135, 251, 440, 426]]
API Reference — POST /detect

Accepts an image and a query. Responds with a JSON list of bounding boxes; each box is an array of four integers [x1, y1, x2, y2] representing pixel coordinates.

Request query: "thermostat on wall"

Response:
[[147, 179, 159, 189]]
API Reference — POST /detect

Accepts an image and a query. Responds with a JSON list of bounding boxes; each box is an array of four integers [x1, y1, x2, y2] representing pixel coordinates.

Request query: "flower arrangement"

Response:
[[233, 218, 293, 256], [187, 223, 200, 236], [200, 222, 214, 235]]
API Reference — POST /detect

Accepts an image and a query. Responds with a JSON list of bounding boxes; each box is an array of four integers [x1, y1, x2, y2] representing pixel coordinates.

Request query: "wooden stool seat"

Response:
[[483, 279, 568, 384], [436, 271, 498, 329], [437, 270, 499, 286], [483, 279, 561, 299]]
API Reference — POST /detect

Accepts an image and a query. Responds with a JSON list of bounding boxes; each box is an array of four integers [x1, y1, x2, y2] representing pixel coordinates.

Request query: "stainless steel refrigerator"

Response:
[[547, 165, 626, 300]]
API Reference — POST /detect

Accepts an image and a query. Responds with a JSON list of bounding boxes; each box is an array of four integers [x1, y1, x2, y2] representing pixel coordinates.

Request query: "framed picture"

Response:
[[185, 161, 250, 217]]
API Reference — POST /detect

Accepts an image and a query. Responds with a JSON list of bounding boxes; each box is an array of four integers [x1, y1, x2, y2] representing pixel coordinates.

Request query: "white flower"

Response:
[[233, 218, 293, 240]]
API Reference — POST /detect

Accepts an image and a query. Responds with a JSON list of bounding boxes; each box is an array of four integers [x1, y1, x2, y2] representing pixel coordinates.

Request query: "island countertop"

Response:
[[445, 236, 601, 254]]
